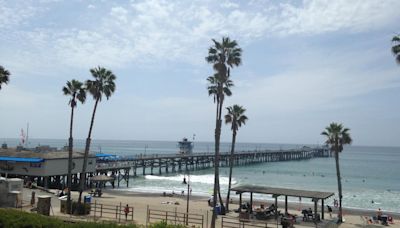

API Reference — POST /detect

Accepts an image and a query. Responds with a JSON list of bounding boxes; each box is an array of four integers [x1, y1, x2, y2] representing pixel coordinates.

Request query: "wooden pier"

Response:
[[95, 147, 330, 188], [1, 147, 329, 190]]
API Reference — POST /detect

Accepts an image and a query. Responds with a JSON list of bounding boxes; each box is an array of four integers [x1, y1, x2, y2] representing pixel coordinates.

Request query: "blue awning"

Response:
[[95, 153, 116, 158], [0, 157, 44, 163]]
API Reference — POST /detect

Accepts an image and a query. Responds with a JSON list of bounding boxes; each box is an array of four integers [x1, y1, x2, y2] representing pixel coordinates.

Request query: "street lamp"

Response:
[[186, 172, 190, 225]]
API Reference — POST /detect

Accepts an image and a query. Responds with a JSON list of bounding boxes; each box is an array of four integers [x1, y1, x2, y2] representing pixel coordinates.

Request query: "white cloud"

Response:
[[274, 0, 400, 35], [110, 6, 128, 23], [0, 2, 40, 29], [236, 67, 400, 113], [1, 0, 399, 70]]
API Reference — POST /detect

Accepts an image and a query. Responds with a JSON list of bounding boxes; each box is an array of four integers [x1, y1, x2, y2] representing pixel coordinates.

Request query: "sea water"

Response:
[[2, 139, 400, 212]]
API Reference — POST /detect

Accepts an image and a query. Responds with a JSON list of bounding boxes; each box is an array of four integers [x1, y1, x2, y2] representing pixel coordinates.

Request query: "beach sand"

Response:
[[19, 187, 400, 227]]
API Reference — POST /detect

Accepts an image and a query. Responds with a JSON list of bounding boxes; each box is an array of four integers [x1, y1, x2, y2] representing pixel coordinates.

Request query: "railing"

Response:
[[96, 148, 326, 169], [98, 148, 322, 162], [91, 201, 134, 223], [146, 207, 204, 228], [221, 217, 269, 228]]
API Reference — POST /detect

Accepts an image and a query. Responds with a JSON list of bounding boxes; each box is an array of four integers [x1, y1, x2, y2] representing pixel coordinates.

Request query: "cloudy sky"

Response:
[[0, 0, 399, 146]]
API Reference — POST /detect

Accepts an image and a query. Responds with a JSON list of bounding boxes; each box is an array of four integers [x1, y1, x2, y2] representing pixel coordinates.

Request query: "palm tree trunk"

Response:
[[211, 103, 220, 228], [216, 95, 225, 213], [334, 149, 343, 223], [211, 88, 227, 227], [78, 98, 99, 204], [67, 105, 74, 211], [226, 130, 236, 211]]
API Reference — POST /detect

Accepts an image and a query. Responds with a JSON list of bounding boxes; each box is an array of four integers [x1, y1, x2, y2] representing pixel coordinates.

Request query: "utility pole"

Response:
[[186, 173, 190, 225]]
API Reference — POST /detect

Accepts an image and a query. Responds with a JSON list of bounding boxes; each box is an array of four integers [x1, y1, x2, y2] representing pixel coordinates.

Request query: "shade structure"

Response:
[[231, 185, 334, 220], [90, 175, 115, 182], [231, 185, 334, 199]]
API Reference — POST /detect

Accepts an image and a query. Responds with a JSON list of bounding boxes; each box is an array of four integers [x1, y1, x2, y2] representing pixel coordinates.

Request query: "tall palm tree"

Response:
[[206, 37, 241, 228], [321, 123, 352, 223], [207, 73, 233, 211], [0, 66, 10, 90], [62, 80, 86, 211], [224, 105, 247, 211], [78, 67, 116, 203], [392, 35, 400, 64]]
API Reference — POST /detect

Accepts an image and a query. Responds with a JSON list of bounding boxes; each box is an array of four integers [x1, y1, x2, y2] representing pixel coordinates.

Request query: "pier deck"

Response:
[[95, 147, 330, 188]]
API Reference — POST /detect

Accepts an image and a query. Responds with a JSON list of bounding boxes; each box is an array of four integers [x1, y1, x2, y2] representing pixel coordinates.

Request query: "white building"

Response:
[[0, 148, 96, 189]]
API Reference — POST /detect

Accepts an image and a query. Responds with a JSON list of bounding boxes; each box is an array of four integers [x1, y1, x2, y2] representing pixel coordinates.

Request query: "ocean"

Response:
[[2, 138, 400, 213]]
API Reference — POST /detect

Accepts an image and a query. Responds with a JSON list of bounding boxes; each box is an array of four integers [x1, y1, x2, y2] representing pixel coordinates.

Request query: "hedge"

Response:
[[0, 209, 137, 228], [0, 209, 188, 228]]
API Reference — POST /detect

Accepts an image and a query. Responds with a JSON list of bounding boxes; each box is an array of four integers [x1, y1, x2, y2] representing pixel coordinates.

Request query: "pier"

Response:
[[95, 147, 330, 188], [0, 146, 329, 190]]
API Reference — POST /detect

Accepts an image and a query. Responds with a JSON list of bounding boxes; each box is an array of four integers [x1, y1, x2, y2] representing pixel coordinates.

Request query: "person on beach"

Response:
[[377, 208, 382, 221], [182, 177, 187, 184], [124, 204, 130, 220], [333, 199, 338, 208], [327, 205, 333, 218]]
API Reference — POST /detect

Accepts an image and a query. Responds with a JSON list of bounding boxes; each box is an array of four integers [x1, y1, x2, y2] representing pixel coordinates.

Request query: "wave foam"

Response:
[[145, 174, 237, 185]]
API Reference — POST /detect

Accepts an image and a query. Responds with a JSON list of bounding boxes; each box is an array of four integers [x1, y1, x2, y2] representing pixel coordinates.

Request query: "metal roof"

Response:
[[231, 185, 334, 200], [96, 153, 116, 157], [0, 149, 94, 159], [0, 156, 44, 163]]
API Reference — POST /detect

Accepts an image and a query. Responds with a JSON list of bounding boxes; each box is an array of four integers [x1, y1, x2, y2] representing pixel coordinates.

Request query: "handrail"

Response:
[[95, 147, 328, 170]]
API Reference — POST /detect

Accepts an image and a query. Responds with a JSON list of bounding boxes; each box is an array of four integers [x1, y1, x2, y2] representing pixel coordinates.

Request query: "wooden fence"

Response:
[[146, 207, 204, 228], [221, 217, 270, 228], [91, 201, 134, 223]]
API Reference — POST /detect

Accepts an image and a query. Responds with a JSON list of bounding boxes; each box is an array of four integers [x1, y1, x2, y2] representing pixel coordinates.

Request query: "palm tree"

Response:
[[62, 80, 86, 211], [206, 37, 242, 228], [78, 67, 116, 203], [392, 35, 400, 64], [224, 105, 247, 211], [0, 66, 10, 90], [321, 123, 352, 223]]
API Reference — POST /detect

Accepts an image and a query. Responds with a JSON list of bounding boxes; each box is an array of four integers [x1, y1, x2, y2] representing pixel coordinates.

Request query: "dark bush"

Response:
[[72, 202, 91, 215], [0, 209, 139, 228], [149, 221, 187, 228]]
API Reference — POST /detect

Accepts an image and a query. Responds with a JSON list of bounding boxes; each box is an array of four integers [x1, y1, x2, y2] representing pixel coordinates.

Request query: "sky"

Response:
[[0, 0, 400, 147]]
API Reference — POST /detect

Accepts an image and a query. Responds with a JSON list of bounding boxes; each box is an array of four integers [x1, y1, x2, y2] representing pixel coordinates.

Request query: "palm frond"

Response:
[[321, 122, 352, 152], [224, 104, 248, 131], [0, 65, 11, 90], [87, 67, 117, 101], [392, 35, 400, 42]]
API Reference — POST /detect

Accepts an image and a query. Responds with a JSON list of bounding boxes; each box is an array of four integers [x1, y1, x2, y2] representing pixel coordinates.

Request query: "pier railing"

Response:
[[96, 147, 329, 171], [92, 147, 329, 187]]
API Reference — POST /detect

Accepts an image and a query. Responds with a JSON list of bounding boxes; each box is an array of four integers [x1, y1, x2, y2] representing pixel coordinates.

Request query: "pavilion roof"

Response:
[[231, 185, 334, 200]]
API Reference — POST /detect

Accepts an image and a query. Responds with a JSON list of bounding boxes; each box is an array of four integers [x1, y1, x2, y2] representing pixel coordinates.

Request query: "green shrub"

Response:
[[149, 221, 187, 228], [71, 202, 91, 215], [0, 209, 138, 228]]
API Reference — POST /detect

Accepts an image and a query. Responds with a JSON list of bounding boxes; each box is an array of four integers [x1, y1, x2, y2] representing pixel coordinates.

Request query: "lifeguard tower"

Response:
[[178, 138, 193, 155]]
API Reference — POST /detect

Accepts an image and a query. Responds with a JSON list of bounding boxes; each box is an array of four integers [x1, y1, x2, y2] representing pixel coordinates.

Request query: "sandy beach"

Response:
[[20, 187, 400, 228]]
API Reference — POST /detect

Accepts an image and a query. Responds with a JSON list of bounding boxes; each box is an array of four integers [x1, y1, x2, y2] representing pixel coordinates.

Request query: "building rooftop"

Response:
[[0, 148, 94, 160]]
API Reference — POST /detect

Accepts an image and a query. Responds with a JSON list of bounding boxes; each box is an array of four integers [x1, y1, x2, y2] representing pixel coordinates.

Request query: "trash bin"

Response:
[[37, 196, 51, 216], [216, 205, 221, 215], [84, 195, 91, 203]]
